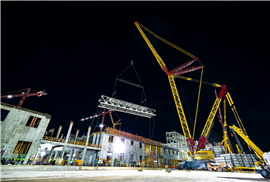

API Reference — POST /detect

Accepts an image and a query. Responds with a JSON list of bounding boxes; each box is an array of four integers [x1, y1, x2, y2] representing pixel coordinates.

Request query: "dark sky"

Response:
[[2, 2, 270, 153]]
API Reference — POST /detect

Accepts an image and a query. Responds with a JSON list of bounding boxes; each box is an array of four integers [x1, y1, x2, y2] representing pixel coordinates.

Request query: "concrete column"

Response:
[[50, 128, 55, 137], [60, 121, 74, 159], [99, 133, 104, 146], [75, 129, 79, 141], [110, 152, 115, 166], [49, 147, 55, 159], [68, 149, 74, 161], [92, 134, 97, 145], [95, 134, 100, 145], [60, 134, 64, 139], [56, 125, 63, 139], [156, 146, 158, 166], [54, 151, 59, 159], [81, 126, 91, 164], [34, 147, 41, 160]]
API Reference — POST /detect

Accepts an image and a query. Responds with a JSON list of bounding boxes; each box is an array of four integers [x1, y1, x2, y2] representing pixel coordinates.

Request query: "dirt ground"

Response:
[[1, 169, 269, 182]]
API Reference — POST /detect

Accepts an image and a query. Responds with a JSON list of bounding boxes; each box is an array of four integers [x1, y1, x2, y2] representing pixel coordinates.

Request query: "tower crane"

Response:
[[81, 110, 121, 131], [1, 88, 47, 107], [135, 21, 203, 154]]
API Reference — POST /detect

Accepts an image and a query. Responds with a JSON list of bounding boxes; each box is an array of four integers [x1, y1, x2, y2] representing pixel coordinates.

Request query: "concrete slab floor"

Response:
[[1, 170, 268, 182]]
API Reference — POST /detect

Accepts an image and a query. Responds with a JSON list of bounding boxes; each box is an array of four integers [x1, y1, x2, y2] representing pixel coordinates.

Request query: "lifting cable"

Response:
[[112, 64, 132, 98], [112, 61, 147, 106], [192, 67, 203, 140], [93, 108, 102, 133], [151, 116, 156, 140], [226, 91, 248, 136], [137, 22, 195, 58], [1, 88, 30, 95]]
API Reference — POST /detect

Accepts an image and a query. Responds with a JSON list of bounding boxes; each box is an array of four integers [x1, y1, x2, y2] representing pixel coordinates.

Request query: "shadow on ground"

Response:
[[218, 177, 269, 181]]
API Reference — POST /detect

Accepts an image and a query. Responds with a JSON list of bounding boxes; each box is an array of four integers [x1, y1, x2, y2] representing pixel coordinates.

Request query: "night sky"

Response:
[[2, 2, 270, 153]]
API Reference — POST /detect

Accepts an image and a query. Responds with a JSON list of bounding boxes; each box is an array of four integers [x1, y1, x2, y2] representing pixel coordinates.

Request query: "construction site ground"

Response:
[[1, 166, 268, 182]]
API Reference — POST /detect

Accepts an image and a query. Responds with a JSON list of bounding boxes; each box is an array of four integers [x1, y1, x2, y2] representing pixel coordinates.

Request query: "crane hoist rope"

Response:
[[137, 22, 195, 58], [112, 61, 147, 105], [225, 91, 248, 136], [192, 67, 203, 140]]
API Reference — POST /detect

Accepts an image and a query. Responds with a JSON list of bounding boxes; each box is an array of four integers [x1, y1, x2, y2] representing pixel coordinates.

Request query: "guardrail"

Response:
[[42, 136, 65, 143], [42, 136, 101, 148]]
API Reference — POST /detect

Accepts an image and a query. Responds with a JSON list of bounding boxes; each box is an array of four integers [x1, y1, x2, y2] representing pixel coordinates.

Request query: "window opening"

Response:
[[26, 116, 41, 128], [1, 109, 10, 121], [109, 136, 114, 143], [13, 141, 32, 154]]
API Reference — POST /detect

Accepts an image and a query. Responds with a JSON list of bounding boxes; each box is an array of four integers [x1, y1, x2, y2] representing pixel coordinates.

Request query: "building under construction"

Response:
[[1, 102, 189, 167]]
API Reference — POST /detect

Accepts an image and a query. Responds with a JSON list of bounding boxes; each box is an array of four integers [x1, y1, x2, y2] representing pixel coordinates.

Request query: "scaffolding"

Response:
[[166, 131, 189, 159]]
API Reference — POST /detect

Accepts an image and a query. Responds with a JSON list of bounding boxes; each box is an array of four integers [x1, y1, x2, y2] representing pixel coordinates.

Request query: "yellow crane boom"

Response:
[[134, 21, 204, 154], [229, 125, 264, 158]]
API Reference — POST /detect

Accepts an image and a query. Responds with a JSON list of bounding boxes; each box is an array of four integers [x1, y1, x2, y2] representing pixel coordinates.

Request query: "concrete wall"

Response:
[[90, 131, 183, 166], [91, 132, 146, 166], [1, 102, 51, 160], [162, 148, 180, 165]]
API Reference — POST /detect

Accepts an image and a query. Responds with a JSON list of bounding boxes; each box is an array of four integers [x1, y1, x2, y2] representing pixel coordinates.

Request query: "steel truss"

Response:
[[98, 95, 156, 118]]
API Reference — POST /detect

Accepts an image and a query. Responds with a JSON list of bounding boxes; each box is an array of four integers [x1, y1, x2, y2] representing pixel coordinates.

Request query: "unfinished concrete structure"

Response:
[[1, 102, 188, 167], [86, 127, 184, 167], [1, 102, 51, 163]]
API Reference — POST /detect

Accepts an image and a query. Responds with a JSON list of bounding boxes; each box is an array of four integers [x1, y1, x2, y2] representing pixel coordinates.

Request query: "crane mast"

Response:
[[135, 21, 203, 154]]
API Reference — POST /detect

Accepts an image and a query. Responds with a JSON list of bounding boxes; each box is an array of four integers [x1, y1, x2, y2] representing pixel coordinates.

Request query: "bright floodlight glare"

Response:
[[7, 95, 12, 98], [100, 124, 104, 127], [114, 141, 125, 153], [82, 119, 84, 121], [41, 151, 46, 157]]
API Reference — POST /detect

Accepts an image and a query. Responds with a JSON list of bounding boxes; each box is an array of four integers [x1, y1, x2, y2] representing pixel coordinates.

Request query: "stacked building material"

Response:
[[212, 146, 226, 158], [218, 153, 258, 167]]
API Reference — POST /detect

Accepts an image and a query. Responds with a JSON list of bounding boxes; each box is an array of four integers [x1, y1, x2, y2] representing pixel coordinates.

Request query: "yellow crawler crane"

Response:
[[229, 125, 270, 179], [134, 21, 203, 155]]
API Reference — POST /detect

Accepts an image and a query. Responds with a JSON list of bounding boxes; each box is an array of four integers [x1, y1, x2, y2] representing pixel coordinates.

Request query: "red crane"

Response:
[[81, 110, 113, 131], [1, 88, 47, 107]]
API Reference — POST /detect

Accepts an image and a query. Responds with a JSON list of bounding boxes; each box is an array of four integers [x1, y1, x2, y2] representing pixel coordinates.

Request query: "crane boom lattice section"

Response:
[[168, 75, 192, 140], [98, 95, 156, 118], [229, 125, 264, 158], [197, 85, 226, 151], [134, 22, 169, 74], [202, 98, 222, 137]]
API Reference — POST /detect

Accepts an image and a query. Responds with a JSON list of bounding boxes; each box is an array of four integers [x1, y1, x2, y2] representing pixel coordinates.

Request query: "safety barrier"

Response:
[[42, 136, 65, 143]]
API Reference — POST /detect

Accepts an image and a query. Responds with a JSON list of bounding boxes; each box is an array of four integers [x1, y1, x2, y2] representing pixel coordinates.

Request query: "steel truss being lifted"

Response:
[[98, 95, 156, 118]]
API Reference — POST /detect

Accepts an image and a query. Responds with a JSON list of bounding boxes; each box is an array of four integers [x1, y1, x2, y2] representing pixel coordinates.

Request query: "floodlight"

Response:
[[7, 95, 12, 98], [114, 141, 125, 153]]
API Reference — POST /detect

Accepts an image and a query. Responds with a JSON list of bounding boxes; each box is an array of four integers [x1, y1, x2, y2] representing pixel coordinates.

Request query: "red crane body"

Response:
[[1, 88, 47, 107]]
